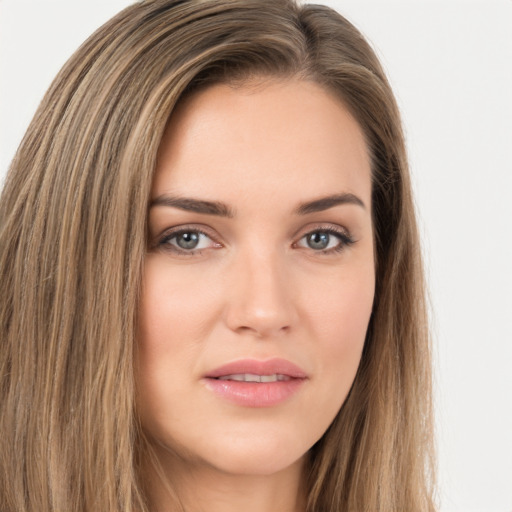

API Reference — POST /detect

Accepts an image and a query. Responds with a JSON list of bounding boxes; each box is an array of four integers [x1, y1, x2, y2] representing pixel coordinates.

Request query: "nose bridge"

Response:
[[225, 241, 296, 337]]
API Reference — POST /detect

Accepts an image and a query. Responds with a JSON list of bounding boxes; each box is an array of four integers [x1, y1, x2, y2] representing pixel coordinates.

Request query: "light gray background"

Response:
[[1, 1, 511, 511]]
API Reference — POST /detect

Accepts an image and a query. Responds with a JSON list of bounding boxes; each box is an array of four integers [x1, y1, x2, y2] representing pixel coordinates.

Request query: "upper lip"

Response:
[[205, 358, 308, 379]]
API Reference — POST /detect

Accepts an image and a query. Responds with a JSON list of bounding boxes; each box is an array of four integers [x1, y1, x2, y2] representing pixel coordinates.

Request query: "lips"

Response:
[[205, 358, 307, 380], [203, 358, 307, 407], [217, 373, 291, 382]]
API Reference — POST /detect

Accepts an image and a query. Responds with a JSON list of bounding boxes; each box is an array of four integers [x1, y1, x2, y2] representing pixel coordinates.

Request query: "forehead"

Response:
[[153, 78, 372, 212]]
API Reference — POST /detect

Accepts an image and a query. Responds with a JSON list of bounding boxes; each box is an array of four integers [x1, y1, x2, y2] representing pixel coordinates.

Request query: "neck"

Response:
[[143, 448, 307, 512]]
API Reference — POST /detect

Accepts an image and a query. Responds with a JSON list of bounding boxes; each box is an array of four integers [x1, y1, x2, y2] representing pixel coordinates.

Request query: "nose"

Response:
[[224, 247, 298, 338]]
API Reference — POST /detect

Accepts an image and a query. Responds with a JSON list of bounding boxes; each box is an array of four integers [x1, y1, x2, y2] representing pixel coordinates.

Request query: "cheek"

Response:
[[135, 258, 214, 434], [138, 256, 220, 353], [304, 260, 374, 350], [300, 265, 374, 421]]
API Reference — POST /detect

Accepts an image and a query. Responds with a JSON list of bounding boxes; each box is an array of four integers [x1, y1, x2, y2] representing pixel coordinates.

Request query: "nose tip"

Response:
[[224, 256, 297, 338], [233, 307, 292, 338]]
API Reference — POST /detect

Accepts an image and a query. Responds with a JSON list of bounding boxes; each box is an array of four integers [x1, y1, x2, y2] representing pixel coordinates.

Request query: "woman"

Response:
[[0, 0, 436, 511]]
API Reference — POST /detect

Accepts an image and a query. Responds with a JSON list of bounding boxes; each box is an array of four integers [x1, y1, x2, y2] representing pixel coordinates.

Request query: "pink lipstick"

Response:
[[203, 358, 307, 407]]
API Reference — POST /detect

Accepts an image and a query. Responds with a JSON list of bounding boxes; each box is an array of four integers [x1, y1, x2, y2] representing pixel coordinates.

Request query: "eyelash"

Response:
[[157, 226, 218, 256], [155, 225, 355, 256], [294, 227, 355, 254]]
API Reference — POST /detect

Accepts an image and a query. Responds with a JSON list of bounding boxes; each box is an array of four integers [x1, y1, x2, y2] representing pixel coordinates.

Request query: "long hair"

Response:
[[0, 1, 436, 510]]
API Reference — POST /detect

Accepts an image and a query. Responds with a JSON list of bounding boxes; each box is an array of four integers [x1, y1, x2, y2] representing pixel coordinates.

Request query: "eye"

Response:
[[295, 228, 354, 253], [158, 228, 220, 254]]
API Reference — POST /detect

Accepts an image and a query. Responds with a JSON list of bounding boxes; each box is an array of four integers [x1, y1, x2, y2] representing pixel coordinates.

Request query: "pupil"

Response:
[[308, 232, 329, 250], [177, 232, 199, 249]]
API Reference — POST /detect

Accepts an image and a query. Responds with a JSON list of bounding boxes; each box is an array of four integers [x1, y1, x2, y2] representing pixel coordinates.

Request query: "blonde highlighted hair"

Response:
[[0, 0, 435, 510]]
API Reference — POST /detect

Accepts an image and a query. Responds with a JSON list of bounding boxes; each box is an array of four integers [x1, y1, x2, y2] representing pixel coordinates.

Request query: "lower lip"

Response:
[[202, 378, 305, 407]]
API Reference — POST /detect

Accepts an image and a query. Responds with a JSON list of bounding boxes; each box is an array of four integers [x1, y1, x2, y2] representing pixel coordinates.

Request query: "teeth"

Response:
[[217, 373, 291, 382]]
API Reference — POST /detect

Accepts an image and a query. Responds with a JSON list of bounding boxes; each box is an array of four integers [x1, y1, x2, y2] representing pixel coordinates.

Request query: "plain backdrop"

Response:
[[1, 1, 511, 511]]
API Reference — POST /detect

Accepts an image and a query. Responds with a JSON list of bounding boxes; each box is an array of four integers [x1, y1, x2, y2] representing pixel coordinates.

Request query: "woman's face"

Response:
[[137, 79, 375, 477]]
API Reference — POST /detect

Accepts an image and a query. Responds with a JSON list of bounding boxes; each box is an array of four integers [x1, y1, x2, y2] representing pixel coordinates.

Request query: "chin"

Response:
[[204, 441, 306, 476], [152, 421, 312, 477]]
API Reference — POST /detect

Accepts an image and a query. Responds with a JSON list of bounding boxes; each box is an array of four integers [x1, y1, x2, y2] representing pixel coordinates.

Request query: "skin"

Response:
[[137, 78, 375, 512]]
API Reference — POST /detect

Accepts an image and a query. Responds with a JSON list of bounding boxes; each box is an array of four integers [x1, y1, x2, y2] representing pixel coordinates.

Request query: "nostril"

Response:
[[233, 322, 292, 338]]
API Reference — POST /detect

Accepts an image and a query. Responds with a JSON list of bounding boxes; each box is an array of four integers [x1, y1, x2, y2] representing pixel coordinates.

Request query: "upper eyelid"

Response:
[[156, 223, 350, 236], [292, 222, 352, 240], [156, 223, 219, 240], [162, 229, 212, 243], [295, 227, 354, 247]]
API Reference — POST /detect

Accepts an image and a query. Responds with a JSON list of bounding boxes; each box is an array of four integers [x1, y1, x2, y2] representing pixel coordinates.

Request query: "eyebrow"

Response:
[[294, 193, 366, 215], [150, 195, 234, 217], [149, 192, 365, 217]]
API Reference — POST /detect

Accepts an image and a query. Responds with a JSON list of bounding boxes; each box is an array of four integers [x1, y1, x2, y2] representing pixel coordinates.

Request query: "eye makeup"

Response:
[[151, 221, 356, 258]]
